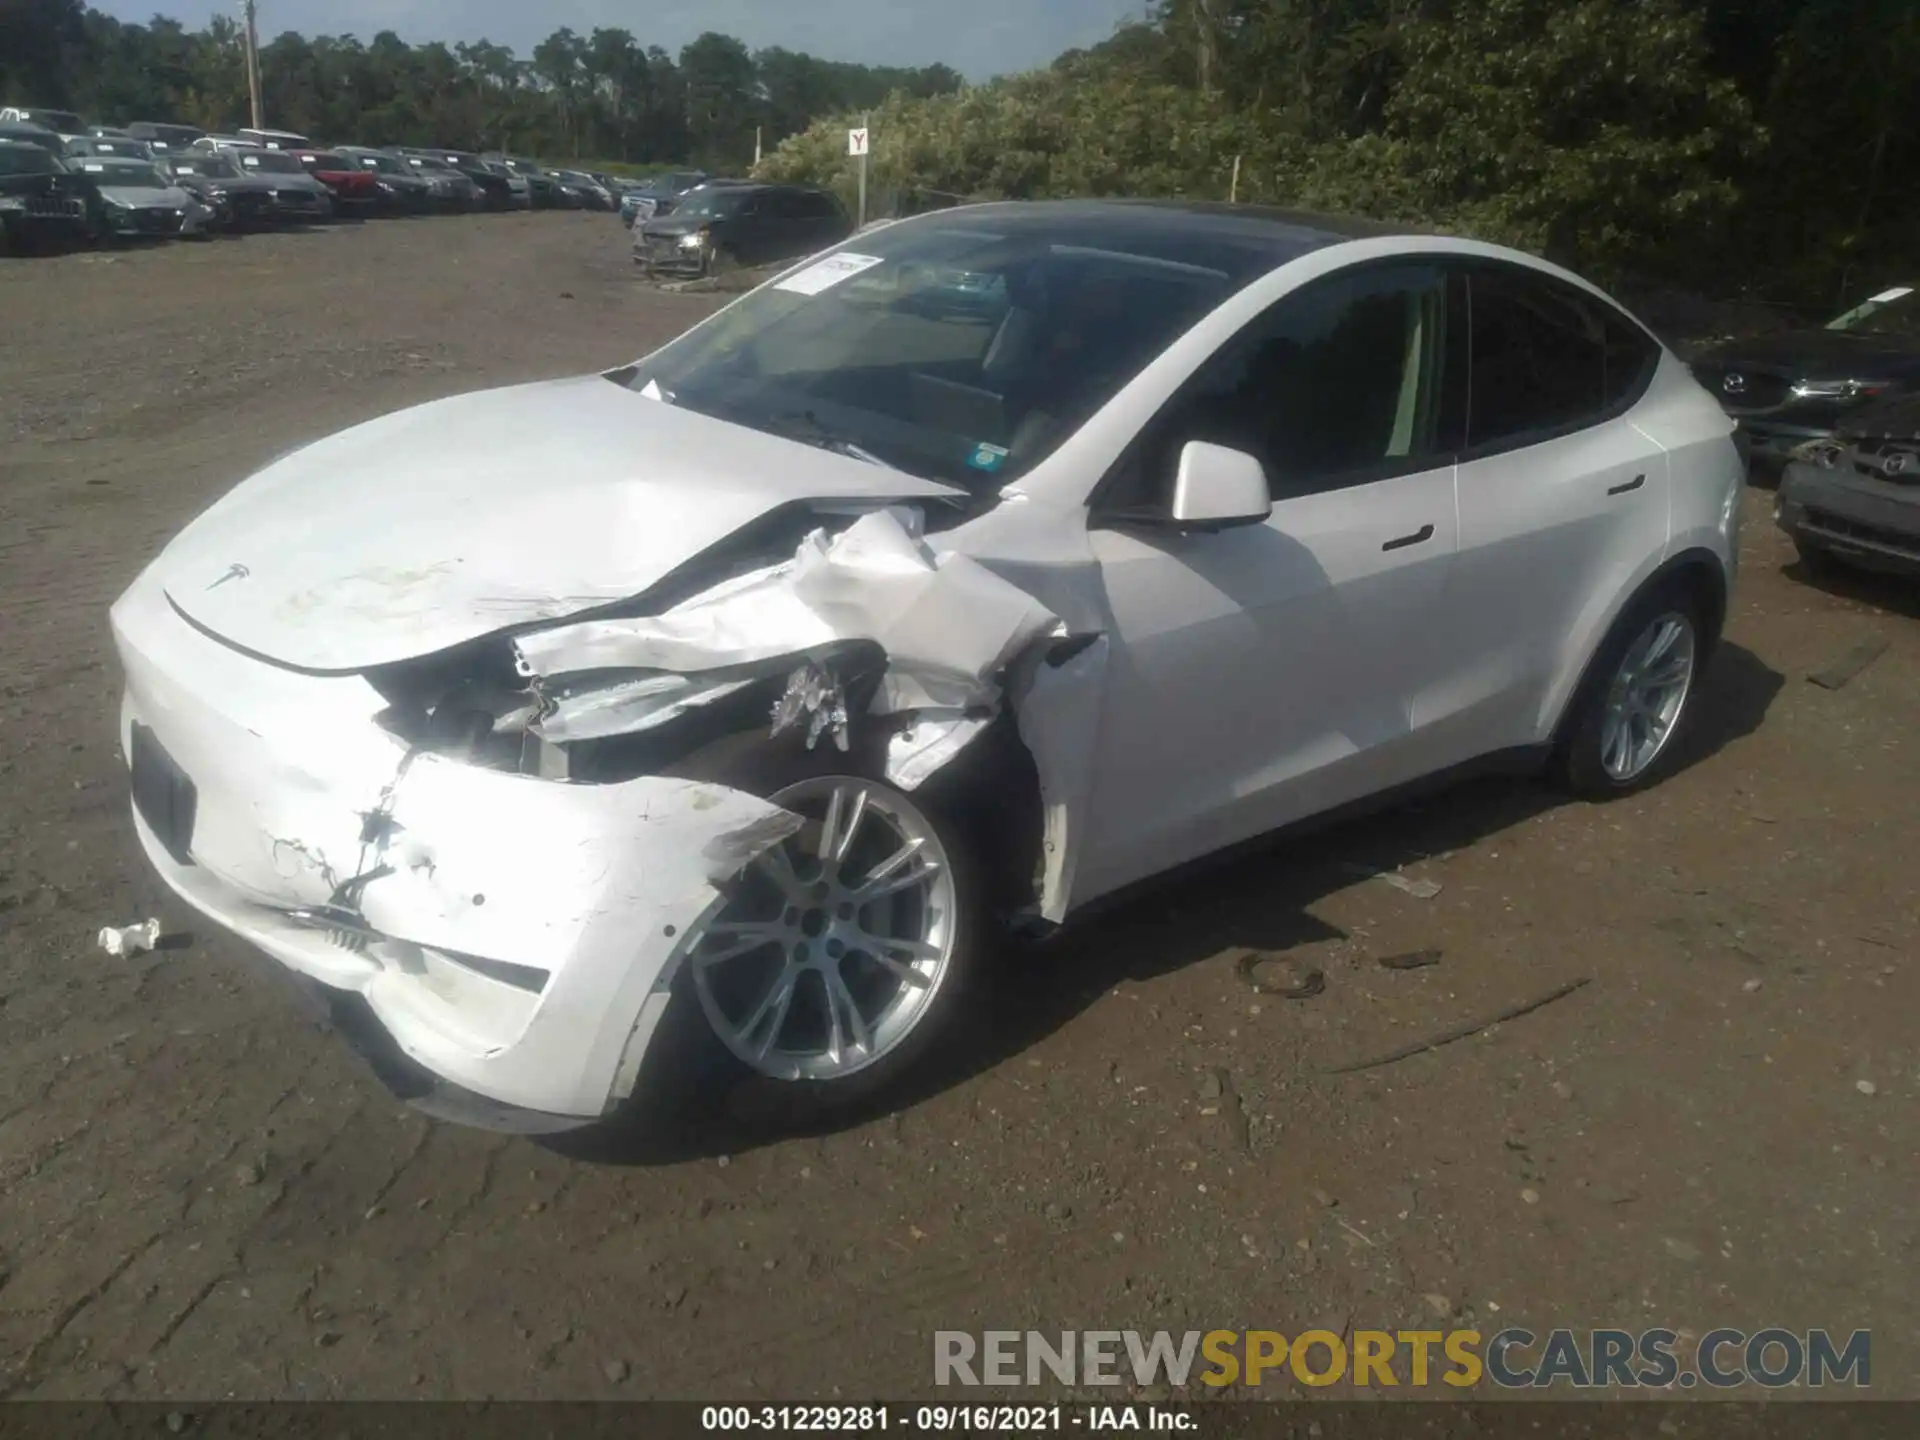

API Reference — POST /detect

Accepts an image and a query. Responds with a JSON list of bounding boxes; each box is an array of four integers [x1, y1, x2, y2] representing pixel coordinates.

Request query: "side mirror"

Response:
[[1168, 441, 1272, 531]]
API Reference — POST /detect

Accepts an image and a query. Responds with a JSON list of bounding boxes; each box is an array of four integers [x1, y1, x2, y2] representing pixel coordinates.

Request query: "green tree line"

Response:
[[0, 0, 963, 165], [756, 0, 1920, 308]]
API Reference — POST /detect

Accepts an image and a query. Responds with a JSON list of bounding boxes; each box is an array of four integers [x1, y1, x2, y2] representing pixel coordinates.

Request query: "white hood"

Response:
[[154, 375, 965, 672]]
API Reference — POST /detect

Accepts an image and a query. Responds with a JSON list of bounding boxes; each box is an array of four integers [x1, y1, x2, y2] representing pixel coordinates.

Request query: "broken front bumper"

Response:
[[1776, 460, 1920, 574], [109, 570, 799, 1123]]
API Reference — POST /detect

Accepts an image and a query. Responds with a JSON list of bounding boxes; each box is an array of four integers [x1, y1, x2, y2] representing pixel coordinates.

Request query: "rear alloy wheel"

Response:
[[684, 774, 966, 1085], [1554, 584, 1705, 797]]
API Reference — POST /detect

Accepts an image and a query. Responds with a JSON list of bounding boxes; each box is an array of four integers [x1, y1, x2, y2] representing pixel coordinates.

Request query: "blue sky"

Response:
[[93, 0, 1151, 79]]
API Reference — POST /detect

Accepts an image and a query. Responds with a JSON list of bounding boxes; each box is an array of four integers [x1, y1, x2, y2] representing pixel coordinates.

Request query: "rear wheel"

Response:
[[1552, 581, 1706, 798]]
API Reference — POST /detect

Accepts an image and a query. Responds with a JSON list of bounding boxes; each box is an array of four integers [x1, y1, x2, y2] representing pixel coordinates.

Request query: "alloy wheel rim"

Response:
[[1598, 611, 1696, 782], [687, 777, 957, 1082]]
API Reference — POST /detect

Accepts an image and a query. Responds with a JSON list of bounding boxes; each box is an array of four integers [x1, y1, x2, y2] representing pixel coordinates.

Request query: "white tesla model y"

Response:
[[111, 201, 1744, 1130]]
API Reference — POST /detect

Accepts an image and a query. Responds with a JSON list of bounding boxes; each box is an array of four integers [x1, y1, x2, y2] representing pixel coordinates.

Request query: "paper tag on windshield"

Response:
[[1867, 286, 1912, 303], [775, 252, 884, 297]]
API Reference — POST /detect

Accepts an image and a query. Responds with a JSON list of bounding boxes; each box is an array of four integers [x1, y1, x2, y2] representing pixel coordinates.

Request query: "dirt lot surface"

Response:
[[1, 213, 1916, 1403]]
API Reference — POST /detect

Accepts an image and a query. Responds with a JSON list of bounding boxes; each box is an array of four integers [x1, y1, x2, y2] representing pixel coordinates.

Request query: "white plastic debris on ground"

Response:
[[513, 507, 1065, 781], [97, 918, 162, 957]]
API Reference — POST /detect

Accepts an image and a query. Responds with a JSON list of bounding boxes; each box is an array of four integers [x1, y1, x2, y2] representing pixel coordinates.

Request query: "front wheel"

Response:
[[1552, 583, 1705, 798], [658, 733, 987, 1117]]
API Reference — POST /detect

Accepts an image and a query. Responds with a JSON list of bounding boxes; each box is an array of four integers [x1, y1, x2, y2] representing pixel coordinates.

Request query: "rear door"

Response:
[[1435, 262, 1670, 755]]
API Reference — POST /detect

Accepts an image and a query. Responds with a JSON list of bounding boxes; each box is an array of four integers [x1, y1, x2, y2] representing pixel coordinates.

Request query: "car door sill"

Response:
[[1017, 744, 1554, 939]]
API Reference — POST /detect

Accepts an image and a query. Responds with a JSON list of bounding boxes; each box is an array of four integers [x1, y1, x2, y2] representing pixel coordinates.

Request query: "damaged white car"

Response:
[[111, 200, 1743, 1131]]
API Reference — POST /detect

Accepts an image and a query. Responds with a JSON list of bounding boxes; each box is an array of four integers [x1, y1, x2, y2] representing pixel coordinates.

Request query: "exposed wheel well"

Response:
[[1664, 547, 1730, 656], [1552, 547, 1729, 753]]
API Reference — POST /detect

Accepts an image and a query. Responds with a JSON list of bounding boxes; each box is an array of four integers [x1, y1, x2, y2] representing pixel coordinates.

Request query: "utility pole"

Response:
[[241, 0, 265, 130]]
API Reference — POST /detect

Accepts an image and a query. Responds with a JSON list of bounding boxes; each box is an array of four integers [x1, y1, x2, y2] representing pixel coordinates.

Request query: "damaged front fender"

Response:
[[513, 506, 1070, 794]]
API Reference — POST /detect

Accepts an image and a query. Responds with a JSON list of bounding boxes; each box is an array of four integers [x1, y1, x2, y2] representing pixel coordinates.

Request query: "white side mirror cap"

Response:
[[1169, 441, 1272, 529]]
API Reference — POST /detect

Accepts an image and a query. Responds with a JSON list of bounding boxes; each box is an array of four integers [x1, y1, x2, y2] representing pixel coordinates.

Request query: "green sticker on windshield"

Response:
[[968, 443, 1009, 473]]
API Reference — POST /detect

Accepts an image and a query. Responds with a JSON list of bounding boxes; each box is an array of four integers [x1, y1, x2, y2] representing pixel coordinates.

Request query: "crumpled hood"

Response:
[[153, 375, 966, 673]]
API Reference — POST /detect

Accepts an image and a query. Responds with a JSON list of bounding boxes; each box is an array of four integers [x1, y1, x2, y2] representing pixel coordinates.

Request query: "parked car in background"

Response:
[[64, 135, 155, 161], [634, 182, 850, 278], [127, 121, 206, 153], [477, 158, 532, 210], [70, 156, 212, 239], [163, 150, 281, 230], [383, 151, 483, 211], [1, 106, 85, 135], [0, 138, 98, 252], [1775, 390, 1920, 579], [398, 149, 517, 210], [620, 170, 708, 226], [1690, 284, 1920, 470], [334, 148, 436, 213], [292, 150, 380, 215], [489, 155, 561, 208], [236, 127, 312, 151], [0, 119, 64, 156], [109, 201, 1742, 1129], [229, 147, 334, 223], [553, 170, 614, 210]]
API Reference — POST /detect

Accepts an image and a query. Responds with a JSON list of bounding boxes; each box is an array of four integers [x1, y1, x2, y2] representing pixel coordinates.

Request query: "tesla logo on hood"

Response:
[[206, 563, 250, 591], [1723, 373, 1747, 395]]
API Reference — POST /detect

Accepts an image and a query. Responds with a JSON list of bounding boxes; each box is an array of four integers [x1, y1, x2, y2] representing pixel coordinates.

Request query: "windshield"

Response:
[[74, 139, 149, 157], [24, 110, 84, 133], [171, 155, 237, 178], [0, 146, 60, 175], [625, 213, 1243, 487], [83, 162, 168, 189], [135, 124, 203, 147], [239, 152, 304, 175], [1827, 286, 1918, 337], [304, 153, 350, 170], [357, 154, 402, 174], [676, 188, 751, 219]]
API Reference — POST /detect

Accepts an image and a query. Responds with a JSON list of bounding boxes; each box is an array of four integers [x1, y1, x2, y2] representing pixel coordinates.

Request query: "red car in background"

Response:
[[294, 150, 380, 214]]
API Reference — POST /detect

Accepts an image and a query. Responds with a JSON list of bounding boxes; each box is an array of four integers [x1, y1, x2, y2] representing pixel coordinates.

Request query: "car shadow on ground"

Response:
[[554, 641, 1784, 1167], [1786, 556, 1920, 620]]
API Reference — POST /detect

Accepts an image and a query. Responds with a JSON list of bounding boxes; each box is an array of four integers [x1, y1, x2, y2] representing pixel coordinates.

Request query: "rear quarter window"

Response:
[[1465, 264, 1658, 451]]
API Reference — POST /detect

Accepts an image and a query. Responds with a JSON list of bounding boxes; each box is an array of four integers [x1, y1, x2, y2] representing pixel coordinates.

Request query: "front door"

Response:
[[1073, 261, 1471, 905]]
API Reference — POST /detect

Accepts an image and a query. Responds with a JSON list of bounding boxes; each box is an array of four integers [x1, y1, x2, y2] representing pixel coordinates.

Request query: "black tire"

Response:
[[641, 726, 991, 1127], [1550, 578, 1709, 800]]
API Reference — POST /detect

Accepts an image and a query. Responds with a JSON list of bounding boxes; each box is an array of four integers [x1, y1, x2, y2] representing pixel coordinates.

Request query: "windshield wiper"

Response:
[[769, 409, 897, 469]]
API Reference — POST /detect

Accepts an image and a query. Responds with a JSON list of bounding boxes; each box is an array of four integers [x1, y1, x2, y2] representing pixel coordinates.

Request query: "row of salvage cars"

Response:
[[0, 108, 630, 254], [1688, 283, 1920, 580], [114, 198, 1766, 1136]]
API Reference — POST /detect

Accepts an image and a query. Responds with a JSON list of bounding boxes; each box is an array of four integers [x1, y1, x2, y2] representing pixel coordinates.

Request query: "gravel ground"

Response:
[[0, 212, 1915, 1402]]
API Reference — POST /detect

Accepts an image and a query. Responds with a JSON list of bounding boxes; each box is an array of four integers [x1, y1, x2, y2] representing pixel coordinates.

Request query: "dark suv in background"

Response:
[[633, 181, 851, 278], [1690, 285, 1920, 469], [0, 138, 98, 251]]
